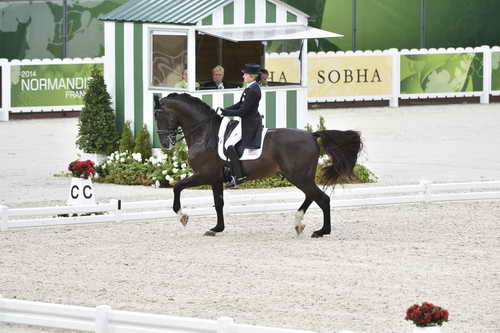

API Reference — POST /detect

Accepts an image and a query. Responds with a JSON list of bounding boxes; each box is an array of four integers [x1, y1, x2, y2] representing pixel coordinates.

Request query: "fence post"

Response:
[[0, 59, 10, 122], [419, 180, 432, 202], [481, 45, 491, 104], [390, 48, 400, 107], [95, 305, 111, 333], [110, 199, 122, 223], [217, 317, 234, 333], [0, 205, 8, 232]]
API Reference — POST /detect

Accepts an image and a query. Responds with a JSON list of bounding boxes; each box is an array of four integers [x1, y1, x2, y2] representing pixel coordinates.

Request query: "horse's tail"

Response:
[[313, 130, 363, 185]]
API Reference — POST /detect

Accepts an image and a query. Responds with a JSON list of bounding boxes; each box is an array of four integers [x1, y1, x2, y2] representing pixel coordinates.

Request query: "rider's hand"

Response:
[[216, 107, 224, 116]]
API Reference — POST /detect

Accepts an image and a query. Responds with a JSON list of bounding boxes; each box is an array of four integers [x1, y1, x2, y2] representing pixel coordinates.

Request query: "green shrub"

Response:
[[119, 121, 135, 153], [150, 143, 193, 187], [76, 66, 118, 155], [95, 134, 377, 188], [351, 164, 378, 183], [96, 141, 193, 188], [96, 151, 155, 185], [133, 124, 152, 161], [305, 116, 327, 157]]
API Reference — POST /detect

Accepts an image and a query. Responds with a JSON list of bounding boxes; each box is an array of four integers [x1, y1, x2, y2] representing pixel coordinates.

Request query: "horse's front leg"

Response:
[[204, 181, 224, 237], [172, 173, 207, 227]]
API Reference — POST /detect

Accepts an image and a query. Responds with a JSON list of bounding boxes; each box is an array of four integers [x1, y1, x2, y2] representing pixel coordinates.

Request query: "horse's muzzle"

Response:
[[157, 129, 178, 149]]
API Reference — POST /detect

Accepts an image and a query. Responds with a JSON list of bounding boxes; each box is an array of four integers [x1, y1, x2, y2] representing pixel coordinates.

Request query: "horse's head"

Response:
[[154, 94, 182, 149]]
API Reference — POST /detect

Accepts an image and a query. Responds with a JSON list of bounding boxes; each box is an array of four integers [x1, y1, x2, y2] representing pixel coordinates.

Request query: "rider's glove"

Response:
[[216, 107, 224, 116]]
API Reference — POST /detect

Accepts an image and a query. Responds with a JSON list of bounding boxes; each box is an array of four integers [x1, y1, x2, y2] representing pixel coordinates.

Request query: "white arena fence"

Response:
[[1, 180, 500, 231], [0, 296, 317, 333]]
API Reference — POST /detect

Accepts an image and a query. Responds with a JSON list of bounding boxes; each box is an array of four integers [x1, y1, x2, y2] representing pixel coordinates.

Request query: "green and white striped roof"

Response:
[[100, 0, 309, 25], [100, 0, 233, 25]]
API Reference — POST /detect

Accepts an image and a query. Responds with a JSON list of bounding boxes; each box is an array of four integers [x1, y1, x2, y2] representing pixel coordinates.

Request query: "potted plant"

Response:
[[405, 302, 449, 333], [67, 160, 96, 206]]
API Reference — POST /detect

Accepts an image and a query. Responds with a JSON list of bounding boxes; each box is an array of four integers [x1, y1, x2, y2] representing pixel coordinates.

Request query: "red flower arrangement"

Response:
[[68, 160, 96, 179], [405, 302, 449, 327]]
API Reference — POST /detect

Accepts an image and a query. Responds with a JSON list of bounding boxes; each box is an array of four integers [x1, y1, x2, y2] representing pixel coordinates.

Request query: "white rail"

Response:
[[1, 180, 500, 231], [0, 296, 316, 333]]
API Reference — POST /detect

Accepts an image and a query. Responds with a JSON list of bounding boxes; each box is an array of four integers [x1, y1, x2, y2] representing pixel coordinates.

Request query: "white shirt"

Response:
[[246, 80, 257, 88]]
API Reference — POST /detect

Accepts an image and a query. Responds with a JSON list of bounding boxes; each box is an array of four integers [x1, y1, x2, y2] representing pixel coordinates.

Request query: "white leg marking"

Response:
[[294, 210, 306, 235], [177, 209, 189, 226], [294, 210, 305, 226]]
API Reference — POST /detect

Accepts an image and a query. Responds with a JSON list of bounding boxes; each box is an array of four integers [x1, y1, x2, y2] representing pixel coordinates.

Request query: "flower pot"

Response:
[[80, 152, 107, 165], [67, 177, 96, 206], [413, 327, 442, 333]]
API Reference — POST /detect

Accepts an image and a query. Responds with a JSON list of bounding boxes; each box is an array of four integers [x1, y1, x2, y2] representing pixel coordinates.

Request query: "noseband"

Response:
[[156, 128, 180, 147]]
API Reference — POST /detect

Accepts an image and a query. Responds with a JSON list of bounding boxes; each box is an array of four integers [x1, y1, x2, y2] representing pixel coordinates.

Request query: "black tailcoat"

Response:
[[222, 82, 263, 149]]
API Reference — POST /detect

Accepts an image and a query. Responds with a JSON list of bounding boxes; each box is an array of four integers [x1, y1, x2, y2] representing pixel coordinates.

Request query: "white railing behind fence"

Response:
[[1, 180, 500, 231], [1, 45, 500, 122], [269, 45, 499, 107], [0, 296, 317, 333]]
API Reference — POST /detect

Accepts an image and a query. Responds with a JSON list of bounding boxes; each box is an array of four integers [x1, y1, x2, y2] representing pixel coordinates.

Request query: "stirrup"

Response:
[[226, 176, 247, 188]]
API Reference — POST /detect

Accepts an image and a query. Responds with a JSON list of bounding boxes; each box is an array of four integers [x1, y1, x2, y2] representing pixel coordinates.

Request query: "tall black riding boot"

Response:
[[226, 145, 247, 188]]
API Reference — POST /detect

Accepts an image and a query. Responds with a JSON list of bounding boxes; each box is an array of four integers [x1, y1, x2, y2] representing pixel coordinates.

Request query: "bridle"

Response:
[[156, 112, 219, 148]]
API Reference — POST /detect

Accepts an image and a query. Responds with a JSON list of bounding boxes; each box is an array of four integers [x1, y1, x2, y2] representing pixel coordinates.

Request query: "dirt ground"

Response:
[[1, 200, 499, 333]]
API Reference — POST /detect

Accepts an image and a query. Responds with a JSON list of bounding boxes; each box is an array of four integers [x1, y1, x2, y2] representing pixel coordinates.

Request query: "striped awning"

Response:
[[100, 0, 232, 25]]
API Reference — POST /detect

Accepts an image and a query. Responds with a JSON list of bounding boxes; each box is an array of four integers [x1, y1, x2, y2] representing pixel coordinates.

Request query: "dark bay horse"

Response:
[[154, 93, 362, 238]]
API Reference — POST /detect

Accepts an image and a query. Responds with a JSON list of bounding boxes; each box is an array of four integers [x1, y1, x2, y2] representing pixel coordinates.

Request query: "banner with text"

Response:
[[492, 52, 500, 91], [308, 55, 393, 98], [265, 54, 393, 98], [265, 55, 301, 84], [400, 53, 483, 94], [10, 63, 103, 107]]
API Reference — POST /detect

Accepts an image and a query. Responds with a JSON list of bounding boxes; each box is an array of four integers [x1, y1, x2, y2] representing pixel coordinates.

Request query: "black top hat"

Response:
[[241, 64, 261, 75]]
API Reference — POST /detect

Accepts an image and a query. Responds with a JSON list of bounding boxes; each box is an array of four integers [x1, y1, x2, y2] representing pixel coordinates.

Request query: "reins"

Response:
[[157, 113, 219, 144]]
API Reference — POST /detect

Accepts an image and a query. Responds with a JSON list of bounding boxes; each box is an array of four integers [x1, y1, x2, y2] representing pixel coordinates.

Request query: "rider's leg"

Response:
[[226, 145, 247, 187]]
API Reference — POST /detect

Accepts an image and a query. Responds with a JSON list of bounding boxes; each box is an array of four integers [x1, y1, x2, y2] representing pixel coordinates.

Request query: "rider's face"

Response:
[[243, 73, 255, 83]]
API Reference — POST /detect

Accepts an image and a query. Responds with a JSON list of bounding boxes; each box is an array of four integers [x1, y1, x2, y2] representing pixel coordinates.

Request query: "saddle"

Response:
[[217, 117, 268, 161]]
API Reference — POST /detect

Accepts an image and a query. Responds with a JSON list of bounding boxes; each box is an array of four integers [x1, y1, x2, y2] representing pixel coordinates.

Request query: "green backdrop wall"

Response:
[[1, 0, 500, 60], [0, 0, 126, 60]]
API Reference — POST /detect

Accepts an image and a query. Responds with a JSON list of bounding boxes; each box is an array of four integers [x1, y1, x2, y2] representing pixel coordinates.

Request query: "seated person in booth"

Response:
[[259, 68, 269, 87], [201, 65, 238, 89], [216, 64, 263, 188], [174, 69, 199, 89]]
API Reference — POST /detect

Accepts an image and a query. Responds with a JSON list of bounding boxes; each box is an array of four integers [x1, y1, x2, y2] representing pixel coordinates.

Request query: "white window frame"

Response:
[[149, 28, 189, 91]]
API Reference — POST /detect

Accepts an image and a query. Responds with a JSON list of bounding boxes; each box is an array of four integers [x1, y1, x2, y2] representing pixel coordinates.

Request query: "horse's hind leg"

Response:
[[308, 186, 331, 238], [285, 177, 331, 238]]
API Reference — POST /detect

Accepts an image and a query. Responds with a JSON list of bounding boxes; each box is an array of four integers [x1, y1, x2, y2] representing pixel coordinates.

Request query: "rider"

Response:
[[217, 64, 263, 188]]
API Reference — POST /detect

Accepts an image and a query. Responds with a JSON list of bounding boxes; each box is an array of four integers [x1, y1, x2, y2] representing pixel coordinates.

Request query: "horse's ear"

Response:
[[154, 95, 161, 110]]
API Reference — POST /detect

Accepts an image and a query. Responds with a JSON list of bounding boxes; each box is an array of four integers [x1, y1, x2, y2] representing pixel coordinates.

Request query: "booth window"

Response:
[[151, 32, 187, 89]]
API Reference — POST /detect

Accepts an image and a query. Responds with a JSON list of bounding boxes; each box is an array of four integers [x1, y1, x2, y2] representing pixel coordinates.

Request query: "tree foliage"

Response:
[[76, 66, 118, 154]]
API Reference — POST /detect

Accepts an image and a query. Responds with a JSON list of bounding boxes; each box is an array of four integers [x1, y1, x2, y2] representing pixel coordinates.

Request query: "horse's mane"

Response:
[[165, 93, 221, 151], [166, 93, 218, 116]]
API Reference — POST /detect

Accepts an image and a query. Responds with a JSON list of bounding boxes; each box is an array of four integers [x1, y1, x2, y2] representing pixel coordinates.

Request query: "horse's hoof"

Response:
[[295, 224, 305, 236], [311, 231, 323, 238], [178, 214, 189, 227], [204, 230, 216, 237], [311, 229, 331, 238]]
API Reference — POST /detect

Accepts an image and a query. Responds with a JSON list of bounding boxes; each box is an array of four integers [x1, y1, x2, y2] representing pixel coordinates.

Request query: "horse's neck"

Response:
[[176, 108, 217, 149]]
